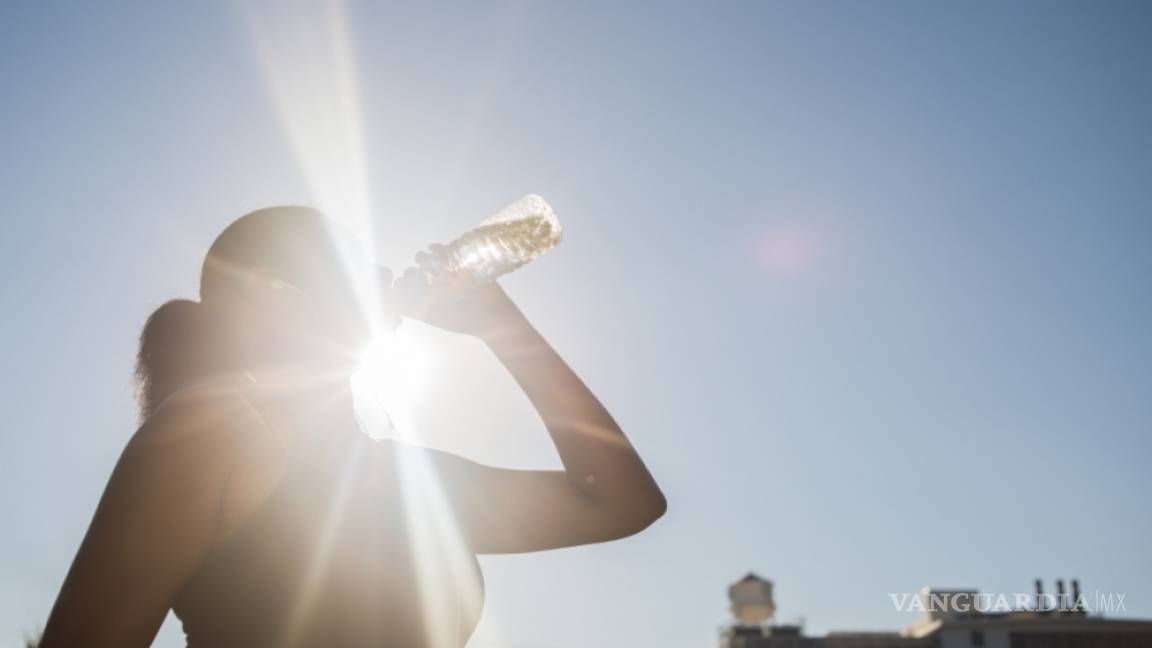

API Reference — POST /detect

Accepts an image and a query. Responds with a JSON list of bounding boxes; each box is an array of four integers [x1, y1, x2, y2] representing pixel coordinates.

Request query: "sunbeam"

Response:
[[356, 325, 487, 646], [353, 325, 432, 439], [240, 3, 494, 645], [242, 0, 381, 331], [281, 440, 366, 648], [390, 439, 486, 648]]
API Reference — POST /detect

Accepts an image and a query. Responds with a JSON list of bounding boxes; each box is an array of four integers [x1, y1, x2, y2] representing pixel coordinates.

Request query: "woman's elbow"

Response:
[[618, 490, 667, 537], [647, 490, 668, 524]]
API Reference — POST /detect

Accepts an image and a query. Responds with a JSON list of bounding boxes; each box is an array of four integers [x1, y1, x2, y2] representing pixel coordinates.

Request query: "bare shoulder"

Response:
[[37, 384, 263, 647], [124, 381, 265, 476]]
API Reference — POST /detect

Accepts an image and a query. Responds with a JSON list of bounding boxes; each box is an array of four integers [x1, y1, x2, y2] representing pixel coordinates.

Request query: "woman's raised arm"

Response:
[[398, 278, 666, 554]]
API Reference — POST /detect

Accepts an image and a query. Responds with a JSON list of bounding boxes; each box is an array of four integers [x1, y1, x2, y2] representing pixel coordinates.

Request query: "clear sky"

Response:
[[2, 1, 1150, 646]]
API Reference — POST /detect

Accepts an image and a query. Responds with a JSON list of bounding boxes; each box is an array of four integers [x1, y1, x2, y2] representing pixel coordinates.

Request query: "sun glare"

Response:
[[353, 325, 432, 439], [243, 3, 499, 644]]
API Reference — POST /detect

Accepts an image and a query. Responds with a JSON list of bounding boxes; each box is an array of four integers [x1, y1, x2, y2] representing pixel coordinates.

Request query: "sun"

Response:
[[352, 324, 433, 440]]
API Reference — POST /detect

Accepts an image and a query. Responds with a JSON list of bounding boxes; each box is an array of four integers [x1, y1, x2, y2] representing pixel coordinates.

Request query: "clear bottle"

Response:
[[416, 194, 562, 284]]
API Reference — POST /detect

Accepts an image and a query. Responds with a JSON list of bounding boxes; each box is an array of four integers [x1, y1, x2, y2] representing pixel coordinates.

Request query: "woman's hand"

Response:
[[392, 266, 527, 340]]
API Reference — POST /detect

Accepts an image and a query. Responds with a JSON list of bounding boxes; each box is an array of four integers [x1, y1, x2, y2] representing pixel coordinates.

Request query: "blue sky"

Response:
[[1, 1, 1150, 646]]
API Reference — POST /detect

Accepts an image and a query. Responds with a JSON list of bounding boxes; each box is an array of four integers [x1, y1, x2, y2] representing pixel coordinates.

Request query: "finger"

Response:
[[375, 265, 400, 325], [415, 249, 435, 267], [416, 245, 448, 274], [399, 266, 427, 284], [394, 268, 430, 315], [455, 269, 485, 294], [435, 270, 473, 301], [376, 264, 394, 287]]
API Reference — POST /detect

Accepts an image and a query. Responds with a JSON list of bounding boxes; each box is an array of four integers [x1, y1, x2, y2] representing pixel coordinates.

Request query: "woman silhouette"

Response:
[[40, 206, 666, 647]]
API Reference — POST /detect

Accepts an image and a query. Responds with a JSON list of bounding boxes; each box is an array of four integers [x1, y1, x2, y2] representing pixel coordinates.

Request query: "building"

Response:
[[719, 574, 1152, 648]]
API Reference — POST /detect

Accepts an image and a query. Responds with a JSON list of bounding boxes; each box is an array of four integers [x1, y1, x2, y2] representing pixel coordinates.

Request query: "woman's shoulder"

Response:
[[129, 375, 267, 457], [100, 378, 268, 532]]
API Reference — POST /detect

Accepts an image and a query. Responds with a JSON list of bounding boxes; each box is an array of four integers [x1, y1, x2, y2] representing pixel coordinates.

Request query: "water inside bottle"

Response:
[[423, 194, 562, 284]]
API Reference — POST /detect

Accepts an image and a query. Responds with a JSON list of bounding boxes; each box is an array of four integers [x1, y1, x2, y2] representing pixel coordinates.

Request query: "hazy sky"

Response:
[[2, 1, 1150, 647]]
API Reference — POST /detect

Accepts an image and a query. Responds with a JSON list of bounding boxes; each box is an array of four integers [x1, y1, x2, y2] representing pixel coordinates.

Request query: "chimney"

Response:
[[1035, 579, 1046, 612], [1071, 579, 1083, 614], [1056, 579, 1067, 612]]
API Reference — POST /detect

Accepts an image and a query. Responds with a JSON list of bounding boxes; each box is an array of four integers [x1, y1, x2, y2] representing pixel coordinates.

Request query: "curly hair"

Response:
[[133, 298, 212, 421]]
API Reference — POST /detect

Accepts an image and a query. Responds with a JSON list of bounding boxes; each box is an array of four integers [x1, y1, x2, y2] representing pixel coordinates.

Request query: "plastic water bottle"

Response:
[[416, 194, 562, 285]]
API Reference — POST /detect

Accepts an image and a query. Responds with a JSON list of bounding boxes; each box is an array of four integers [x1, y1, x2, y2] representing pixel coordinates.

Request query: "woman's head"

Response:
[[200, 206, 376, 367], [135, 206, 381, 419]]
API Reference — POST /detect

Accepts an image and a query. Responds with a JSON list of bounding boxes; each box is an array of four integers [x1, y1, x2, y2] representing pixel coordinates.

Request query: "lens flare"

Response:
[[756, 224, 819, 274], [242, 0, 382, 332], [355, 327, 486, 647], [353, 326, 432, 439], [242, 3, 497, 644]]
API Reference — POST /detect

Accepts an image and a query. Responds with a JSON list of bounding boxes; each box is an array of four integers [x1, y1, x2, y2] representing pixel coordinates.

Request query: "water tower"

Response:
[[729, 572, 775, 625]]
